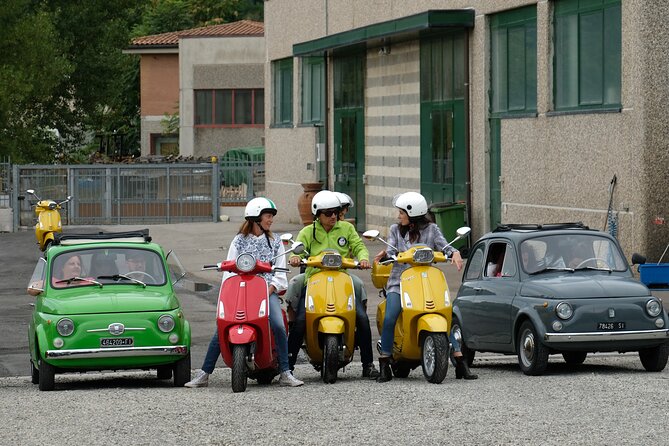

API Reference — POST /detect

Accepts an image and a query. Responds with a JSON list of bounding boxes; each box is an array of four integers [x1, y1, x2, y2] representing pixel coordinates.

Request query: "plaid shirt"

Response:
[[385, 222, 458, 295]]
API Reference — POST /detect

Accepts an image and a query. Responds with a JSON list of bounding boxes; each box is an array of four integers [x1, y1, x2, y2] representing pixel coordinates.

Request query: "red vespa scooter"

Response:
[[203, 234, 304, 393]]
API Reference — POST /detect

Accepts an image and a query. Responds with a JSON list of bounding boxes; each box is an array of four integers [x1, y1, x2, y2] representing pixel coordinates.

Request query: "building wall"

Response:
[[139, 53, 179, 155], [179, 36, 265, 157], [265, 0, 669, 259]]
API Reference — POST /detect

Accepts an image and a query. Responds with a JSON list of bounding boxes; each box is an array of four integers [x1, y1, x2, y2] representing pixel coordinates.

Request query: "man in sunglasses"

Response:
[[287, 190, 379, 379]]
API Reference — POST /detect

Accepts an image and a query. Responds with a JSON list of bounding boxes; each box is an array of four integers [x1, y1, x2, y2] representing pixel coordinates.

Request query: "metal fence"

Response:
[[13, 163, 220, 227], [0, 157, 10, 208], [219, 159, 265, 204]]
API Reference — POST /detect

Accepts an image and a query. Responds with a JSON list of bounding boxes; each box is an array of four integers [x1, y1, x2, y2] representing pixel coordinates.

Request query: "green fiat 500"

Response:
[[27, 230, 191, 390]]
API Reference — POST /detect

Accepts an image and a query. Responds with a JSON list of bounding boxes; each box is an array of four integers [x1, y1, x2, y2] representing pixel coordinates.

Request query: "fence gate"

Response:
[[14, 163, 220, 227]]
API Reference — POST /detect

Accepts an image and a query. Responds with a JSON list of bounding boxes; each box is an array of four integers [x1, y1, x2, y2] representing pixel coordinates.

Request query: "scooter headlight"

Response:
[[321, 253, 342, 268], [412, 248, 434, 264], [236, 253, 256, 273], [56, 318, 75, 336], [646, 299, 662, 317]]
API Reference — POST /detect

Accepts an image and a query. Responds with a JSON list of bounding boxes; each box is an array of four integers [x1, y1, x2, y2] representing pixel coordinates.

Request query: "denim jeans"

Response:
[[379, 291, 461, 356], [201, 293, 289, 373], [287, 276, 374, 369]]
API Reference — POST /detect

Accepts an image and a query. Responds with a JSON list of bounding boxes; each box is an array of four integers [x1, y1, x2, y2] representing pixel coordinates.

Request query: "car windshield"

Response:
[[51, 247, 167, 288], [520, 234, 628, 275]]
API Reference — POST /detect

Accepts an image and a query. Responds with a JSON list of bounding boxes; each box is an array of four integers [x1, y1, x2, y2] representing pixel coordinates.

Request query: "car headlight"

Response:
[[646, 299, 662, 317], [56, 318, 75, 336], [236, 253, 256, 273], [158, 315, 176, 332], [412, 248, 434, 264], [555, 302, 573, 320]]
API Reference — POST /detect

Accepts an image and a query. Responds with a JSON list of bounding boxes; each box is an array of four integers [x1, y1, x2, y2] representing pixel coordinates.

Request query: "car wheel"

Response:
[[391, 362, 412, 378], [639, 343, 669, 372], [173, 353, 191, 387], [450, 318, 475, 368], [421, 333, 448, 384], [38, 359, 55, 391], [517, 321, 549, 376], [30, 360, 39, 385], [562, 351, 587, 365], [157, 365, 172, 380]]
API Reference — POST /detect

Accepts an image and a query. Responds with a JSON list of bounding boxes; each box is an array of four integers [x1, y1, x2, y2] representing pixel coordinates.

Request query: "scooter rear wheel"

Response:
[[231, 345, 248, 392]]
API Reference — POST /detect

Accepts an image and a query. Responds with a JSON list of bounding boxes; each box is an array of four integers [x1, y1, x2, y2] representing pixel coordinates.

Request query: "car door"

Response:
[[475, 240, 520, 348], [456, 242, 485, 348]]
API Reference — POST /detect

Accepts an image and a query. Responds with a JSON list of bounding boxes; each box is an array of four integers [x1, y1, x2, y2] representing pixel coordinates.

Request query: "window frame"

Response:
[[552, 0, 621, 112], [272, 58, 294, 127], [194, 88, 264, 128]]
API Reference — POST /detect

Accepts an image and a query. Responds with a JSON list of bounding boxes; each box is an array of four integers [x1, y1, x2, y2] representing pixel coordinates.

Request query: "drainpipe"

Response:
[[464, 29, 472, 232], [323, 52, 329, 187]]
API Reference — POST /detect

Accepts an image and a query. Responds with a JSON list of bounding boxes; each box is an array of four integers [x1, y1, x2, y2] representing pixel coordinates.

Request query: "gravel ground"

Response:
[[2, 353, 668, 446]]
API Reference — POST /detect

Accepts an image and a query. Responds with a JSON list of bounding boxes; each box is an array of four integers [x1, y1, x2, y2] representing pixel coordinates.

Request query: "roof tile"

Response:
[[131, 20, 263, 47]]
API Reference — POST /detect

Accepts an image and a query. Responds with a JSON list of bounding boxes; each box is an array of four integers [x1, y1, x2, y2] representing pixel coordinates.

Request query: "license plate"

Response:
[[597, 322, 626, 330], [100, 337, 134, 347]]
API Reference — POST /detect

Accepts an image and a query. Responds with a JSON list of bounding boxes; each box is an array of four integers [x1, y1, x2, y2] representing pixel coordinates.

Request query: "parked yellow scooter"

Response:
[[25, 189, 71, 251], [363, 226, 470, 383], [296, 249, 358, 384]]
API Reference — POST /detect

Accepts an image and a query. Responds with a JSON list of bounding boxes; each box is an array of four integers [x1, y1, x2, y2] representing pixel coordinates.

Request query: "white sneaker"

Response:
[[184, 370, 209, 388], [279, 371, 304, 387]]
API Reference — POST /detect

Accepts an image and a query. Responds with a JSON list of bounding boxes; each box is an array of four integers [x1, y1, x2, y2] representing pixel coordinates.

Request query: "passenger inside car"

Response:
[[486, 245, 506, 277]]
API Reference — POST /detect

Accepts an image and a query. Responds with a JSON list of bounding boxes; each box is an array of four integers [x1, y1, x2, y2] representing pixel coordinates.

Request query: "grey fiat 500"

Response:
[[452, 223, 669, 375]]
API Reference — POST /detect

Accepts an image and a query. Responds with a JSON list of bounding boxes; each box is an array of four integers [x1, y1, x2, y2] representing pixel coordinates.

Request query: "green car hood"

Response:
[[520, 275, 651, 299], [41, 288, 179, 315]]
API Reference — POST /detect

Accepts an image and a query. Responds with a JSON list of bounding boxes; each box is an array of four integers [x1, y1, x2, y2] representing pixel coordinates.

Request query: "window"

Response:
[[301, 56, 325, 124], [272, 58, 293, 126], [194, 89, 264, 127], [553, 0, 621, 111], [464, 245, 485, 280], [490, 6, 537, 115]]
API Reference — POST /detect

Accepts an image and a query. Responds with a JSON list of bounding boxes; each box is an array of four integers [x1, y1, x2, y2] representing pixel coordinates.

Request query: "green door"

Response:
[[333, 52, 365, 229], [420, 100, 466, 204]]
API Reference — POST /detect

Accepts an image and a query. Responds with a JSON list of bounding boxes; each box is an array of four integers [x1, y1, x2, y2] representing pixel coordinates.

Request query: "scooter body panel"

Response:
[[304, 270, 356, 365], [35, 207, 62, 250], [217, 274, 280, 373]]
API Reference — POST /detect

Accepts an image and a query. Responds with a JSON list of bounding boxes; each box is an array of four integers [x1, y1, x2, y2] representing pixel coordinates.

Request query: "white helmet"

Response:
[[393, 192, 428, 218], [311, 190, 341, 216], [334, 192, 354, 208], [245, 197, 277, 220]]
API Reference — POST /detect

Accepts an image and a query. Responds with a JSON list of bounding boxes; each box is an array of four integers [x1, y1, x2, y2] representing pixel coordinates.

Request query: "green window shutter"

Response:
[[301, 56, 325, 124], [553, 0, 621, 111], [490, 5, 537, 115], [272, 58, 293, 125]]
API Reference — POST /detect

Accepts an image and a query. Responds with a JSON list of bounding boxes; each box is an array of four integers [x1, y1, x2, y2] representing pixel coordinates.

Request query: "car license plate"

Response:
[[100, 337, 134, 347], [597, 322, 625, 330]]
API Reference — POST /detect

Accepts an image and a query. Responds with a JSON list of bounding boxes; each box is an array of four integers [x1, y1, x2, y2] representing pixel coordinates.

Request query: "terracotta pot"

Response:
[[298, 182, 323, 225]]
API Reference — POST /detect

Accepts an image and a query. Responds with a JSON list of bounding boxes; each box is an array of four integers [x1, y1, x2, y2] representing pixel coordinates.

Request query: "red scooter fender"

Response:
[[227, 324, 258, 345]]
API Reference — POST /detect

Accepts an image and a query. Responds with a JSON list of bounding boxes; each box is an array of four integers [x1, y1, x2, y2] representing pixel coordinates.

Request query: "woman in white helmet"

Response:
[[286, 190, 380, 379], [334, 192, 354, 220], [373, 191, 474, 382], [186, 197, 304, 388]]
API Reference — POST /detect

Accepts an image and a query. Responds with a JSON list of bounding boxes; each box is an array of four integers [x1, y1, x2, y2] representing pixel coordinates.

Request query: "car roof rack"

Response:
[[493, 222, 590, 233], [53, 229, 151, 246]]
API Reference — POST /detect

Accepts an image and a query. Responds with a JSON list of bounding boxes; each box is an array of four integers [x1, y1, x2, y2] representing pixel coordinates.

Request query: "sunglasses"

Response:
[[321, 209, 339, 217]]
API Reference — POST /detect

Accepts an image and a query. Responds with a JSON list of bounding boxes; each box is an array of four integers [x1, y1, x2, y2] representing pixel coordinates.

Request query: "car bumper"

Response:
[[45, 345, 189, 359], [544, 329, 669, 343]]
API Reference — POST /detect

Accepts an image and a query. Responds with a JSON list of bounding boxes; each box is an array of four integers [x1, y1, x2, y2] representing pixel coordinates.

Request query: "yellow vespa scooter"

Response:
[[363, 226, 470, 383], [25, 189, 72, 251], [297, 249, 358, 384]]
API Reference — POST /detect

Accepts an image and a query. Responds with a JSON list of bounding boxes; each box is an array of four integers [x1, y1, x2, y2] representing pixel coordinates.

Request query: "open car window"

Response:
[[51, 247, 167, 288]]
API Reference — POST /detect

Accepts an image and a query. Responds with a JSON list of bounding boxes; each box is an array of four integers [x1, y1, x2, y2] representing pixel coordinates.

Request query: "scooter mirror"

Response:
[[291, 242, 305, 255], [26, 189, 35, 195], [362, 230, 380, 241], [456, 226, 471, 238], [280, 233, 294, 243]]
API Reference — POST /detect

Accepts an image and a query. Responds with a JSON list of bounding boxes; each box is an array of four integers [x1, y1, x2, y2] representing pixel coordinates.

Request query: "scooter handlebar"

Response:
[[202, 264, 220, 270]]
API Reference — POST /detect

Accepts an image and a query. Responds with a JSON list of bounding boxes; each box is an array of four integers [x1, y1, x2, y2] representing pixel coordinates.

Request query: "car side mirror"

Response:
[[631, 253, 646, 265]]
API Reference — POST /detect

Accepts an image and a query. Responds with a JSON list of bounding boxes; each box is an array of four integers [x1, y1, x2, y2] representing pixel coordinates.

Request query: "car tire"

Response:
[[38, 359, 55, 391], [450, 318, 475, 368], [30, 360, 39, 385], [157, 365, 172, 380], [421, 333, 448, 384], [517, 321, 549, 376], [173, 353, 191, 387], [562, 351, 587, 365], [639, 343, 669, 372]]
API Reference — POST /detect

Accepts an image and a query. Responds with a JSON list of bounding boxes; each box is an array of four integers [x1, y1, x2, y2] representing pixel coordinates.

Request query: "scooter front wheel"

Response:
[[231, 344, 248, 392], [322, 335, 339, 384], [421, 333, 448, 384]]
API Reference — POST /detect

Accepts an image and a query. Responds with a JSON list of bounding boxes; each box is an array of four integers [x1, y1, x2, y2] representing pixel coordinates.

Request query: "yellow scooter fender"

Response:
[[318, 316, 346, 334], [417, 313, 449, 335]]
